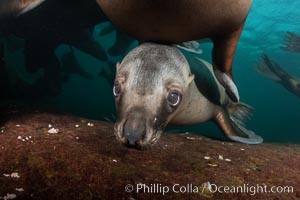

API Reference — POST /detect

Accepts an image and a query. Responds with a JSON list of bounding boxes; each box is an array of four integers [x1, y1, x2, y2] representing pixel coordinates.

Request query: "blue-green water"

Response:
[[1, 0, 300, 143]]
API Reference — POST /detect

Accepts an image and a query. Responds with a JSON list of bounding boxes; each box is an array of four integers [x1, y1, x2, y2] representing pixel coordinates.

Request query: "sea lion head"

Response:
[[113, 43, 194, 149]]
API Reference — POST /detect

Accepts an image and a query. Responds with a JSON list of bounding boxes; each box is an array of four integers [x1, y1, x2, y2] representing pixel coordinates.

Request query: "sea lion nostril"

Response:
[[123, 117, 146, 146], [125, 139, 143, 150], [125, 133, 140, 146], [124, 127, 146, 144]]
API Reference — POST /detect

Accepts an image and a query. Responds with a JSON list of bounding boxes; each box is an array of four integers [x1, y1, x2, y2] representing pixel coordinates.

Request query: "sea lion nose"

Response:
[[123, 115, 146, 147]]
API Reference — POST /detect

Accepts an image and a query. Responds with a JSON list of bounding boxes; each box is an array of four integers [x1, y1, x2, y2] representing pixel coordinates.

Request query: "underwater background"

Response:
[[1, 0, 300, 143]]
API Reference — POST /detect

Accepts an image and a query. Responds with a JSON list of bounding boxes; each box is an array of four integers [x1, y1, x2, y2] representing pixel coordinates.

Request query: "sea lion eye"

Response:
[[113, 82, 122, 97], [167, 90, 181, 107]]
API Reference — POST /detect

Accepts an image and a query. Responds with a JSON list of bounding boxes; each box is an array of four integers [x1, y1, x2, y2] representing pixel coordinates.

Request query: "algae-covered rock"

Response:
[[0, 108, 299, 200]]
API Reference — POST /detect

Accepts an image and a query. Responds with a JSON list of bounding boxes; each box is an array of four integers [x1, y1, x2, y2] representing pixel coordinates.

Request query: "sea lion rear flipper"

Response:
[[214, 105, 263, 144], [256, 54, 281, 82], [256, 54, 294, 83], [281, 32, 300, 53]]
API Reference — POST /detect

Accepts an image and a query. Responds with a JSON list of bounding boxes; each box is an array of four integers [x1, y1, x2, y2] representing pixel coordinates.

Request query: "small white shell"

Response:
[[218, 155, 224, 160], [48, 128, 59, 134]]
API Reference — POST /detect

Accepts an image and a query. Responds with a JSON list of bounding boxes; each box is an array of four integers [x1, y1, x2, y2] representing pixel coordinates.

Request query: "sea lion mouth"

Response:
[[125, 129, 162, 150], [114, 120, 163, 150]]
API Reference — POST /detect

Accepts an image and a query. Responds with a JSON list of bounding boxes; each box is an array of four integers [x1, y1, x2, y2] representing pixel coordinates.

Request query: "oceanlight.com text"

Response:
[[124, 182, 294, 196], [209, 183, 293, 196]]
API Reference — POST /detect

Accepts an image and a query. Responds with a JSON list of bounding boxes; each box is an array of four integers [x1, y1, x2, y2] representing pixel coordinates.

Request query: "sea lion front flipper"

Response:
[[212, 24, 245, 102], [214, 105, 263, 144], [213, 68, 239, 102], [175, 41, 203, 54]]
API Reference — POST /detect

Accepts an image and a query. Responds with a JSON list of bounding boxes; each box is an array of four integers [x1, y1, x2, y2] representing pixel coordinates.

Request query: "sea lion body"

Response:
[[96, 0, 251, 42], [113, 43, 262, 149]]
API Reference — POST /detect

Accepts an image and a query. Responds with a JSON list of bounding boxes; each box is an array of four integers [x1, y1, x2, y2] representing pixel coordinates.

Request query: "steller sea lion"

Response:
[[113, 43, 263, 149], [96, 0, 253, 102], [256, 54, 300, 98]]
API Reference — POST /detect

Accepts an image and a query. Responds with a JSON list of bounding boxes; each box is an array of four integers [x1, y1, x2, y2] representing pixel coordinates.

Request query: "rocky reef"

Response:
[[0, 108, 299, 200]]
